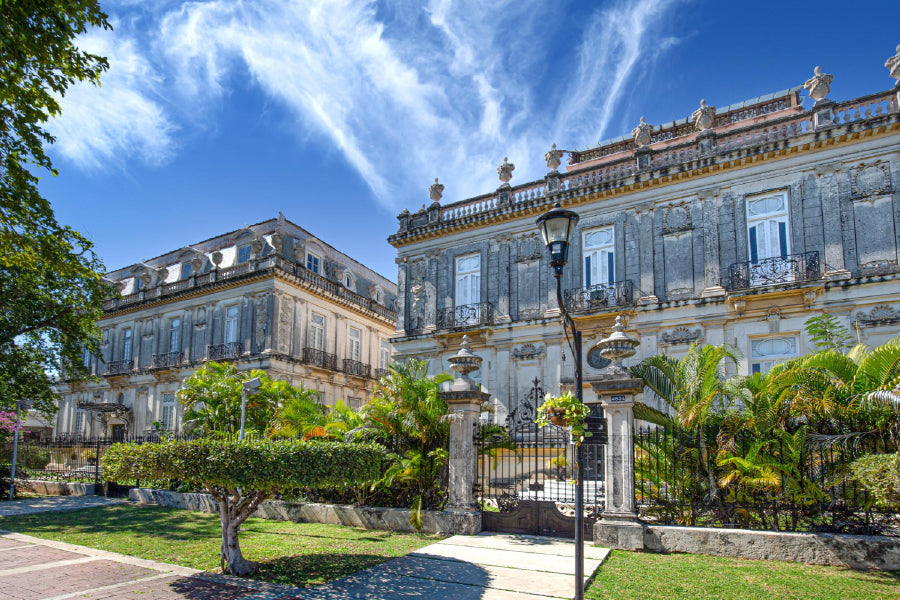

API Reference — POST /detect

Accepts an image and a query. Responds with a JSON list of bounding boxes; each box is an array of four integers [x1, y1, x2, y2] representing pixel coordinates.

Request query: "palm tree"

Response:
[[269, 381, 327, 439]]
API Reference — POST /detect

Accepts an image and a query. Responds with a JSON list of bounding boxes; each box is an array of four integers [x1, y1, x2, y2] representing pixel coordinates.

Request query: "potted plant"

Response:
[[535, 392, 592, 443]]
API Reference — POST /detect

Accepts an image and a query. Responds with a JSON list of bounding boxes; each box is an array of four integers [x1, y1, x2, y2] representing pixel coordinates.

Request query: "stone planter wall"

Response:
[[25, 481, 96, 496], [595, 521, 900, 570], [129, 489, 480, 535]]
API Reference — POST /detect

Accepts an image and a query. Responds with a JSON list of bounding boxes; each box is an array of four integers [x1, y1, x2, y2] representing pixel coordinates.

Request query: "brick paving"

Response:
[[0, 533, 305, 600]]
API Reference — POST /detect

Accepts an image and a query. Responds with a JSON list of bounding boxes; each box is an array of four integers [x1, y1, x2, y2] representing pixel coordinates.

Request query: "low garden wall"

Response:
[[595, 521, 900, 570], [25, 481, 96, 496], [129, 488, 480, 535]]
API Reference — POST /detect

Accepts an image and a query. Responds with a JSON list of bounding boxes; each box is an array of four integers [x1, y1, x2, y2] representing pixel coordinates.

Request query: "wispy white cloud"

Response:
[[47, 24, 178, 170], [49, 0, 686, 208]]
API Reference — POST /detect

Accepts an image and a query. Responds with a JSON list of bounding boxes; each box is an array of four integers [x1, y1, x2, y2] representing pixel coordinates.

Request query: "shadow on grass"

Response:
[[252, 553, 393, 587], [240, 525, 396, 544], [168, 575, 266, 599]]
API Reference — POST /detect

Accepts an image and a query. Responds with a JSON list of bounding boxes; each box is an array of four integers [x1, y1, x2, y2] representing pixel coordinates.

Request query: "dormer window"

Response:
[[134, 277, 143, 291], [306, 252, 321, 274], [374, 289, 383, 304], [181, 262, 193, 279], [343, 271, 356, 291], [237, 245, 251, 264]]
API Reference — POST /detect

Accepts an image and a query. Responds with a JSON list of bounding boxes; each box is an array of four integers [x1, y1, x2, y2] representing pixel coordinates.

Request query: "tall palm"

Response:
[[269, 381, 327, 439]]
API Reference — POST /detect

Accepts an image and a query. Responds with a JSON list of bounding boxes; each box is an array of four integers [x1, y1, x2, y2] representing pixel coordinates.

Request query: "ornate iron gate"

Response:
[[475, 379, 606, 537]]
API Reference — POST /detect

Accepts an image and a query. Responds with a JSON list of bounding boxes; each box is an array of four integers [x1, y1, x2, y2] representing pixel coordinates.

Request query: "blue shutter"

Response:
[[584, 256, 591, 287], [778, 222, 788, 259], [607, 252, 615, 284], [749, 226, 758, 263]]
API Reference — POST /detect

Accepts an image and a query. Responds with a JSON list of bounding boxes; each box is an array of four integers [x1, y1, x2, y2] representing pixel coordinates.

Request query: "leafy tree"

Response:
[[178, 362, 292, 437], [805, 314, 855, 353], [1, 1, 112, 414], [103, 438, 383, 575]]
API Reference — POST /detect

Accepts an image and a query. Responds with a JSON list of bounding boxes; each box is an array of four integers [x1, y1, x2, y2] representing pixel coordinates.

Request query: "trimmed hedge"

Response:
[[102, 439, 384, 491]]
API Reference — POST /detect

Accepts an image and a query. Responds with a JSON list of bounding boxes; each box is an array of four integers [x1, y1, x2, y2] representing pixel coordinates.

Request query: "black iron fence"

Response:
[[634, 424, 899, 535]]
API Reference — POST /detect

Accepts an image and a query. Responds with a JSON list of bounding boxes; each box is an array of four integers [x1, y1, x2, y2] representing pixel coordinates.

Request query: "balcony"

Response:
[[207, 342, 243, 361], [151, 351, 184, 369], [563, 281, 634, 313], [726, 251, 821, 292], [303, 347, 338, 370], [436, 302, 494, 330], [374, 368, 390, 380], [342, 359, 371, 378], [105, 359, 133, 375]]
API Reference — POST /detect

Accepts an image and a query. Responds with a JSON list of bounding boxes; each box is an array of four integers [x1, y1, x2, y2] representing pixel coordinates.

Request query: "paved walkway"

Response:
[[0, 516, 609, 599], [0, 496, 127, 517]]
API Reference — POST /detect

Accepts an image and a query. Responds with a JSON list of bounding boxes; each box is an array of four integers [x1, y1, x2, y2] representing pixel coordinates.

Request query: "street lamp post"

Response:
[[9, 399, 33, 500], [536, 202, 585, 600], [239, 377, 262, 440]]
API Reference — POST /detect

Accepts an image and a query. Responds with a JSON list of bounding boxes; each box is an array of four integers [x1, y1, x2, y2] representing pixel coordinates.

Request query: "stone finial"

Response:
[[211, 251, 223, 267], [447, 335, 483, 389], [497, 157, 515, 184], [595, 315, 640, 373], [692, 99, 716, 132], [803, 66, 833, 103], [632, 116, 653, 147], [156, 266, 169, 282], [886, 44, 900, 84], [429, 178, 444, 202], [544, 144, 564, 171]]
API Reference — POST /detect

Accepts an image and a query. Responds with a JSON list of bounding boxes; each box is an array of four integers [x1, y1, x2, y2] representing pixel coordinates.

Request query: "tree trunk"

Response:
[[218, 500, 259, 576]]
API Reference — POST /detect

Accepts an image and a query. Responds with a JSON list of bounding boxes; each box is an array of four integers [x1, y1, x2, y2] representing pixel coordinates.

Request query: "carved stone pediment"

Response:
[[662, 203, 692, 234], [659, 327, 703, 346], [511, 343, 545, 360], [857, 305, 900, 327], [851, 162, 892, 199]]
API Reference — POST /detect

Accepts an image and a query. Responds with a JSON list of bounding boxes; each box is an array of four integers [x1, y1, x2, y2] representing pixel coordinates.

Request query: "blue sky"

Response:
[[41, 0, 900, 282]]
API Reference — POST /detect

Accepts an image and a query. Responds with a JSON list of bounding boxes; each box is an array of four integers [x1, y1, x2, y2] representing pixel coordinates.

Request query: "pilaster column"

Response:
[[817, 162, 851, 280], [699, 189, 726, 297], [637, 205, 657, 303], [395, 257, 408, 334]]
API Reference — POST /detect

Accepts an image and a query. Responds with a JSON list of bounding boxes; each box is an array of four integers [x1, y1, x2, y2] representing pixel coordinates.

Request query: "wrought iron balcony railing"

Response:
[[151, 351, 184, 369], [563, 281, 634, 313], [374, 368, 390, 380], [342, 359, 371, 378], [207, 342, 243, 361], [436, 302, 494, 330], [726, 251, 821, 291], [105, 359, 133, 375], [303, 347, 338, 370]]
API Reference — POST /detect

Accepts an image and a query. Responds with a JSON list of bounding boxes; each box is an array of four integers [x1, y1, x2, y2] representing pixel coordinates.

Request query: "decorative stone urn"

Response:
[[429, 178, 444, 202], [594, 315, 640, 377], [497, 157, 515, 185], [803, 66, 833, 103]]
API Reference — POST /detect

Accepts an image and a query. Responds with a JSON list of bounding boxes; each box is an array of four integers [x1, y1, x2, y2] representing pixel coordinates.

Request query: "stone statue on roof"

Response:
[[803, 66, 833, 103], [544, 144, 564, 171], [632, 116, 653, 148], [692, 99, 716, 132], [886, 44, 900, 84], [497, 157, 515, 184], [429, 178, 444, 202]]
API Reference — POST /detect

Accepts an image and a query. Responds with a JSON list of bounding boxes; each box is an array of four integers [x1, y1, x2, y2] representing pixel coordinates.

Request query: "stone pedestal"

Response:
[[813, 100, 836, 130], [443, 390, 488, 509], [697, 129, 717, 156], [635, 147, 652, 170]]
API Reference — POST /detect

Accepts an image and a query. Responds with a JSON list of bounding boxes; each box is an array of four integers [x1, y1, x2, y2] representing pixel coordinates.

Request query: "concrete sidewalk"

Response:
[[0, 496, 126, 517], [303, 532, 610, 599]]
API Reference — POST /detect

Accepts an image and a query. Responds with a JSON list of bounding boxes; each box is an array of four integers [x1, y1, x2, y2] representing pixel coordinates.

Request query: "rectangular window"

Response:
[[74, 409, 85, 434], [122, 328, 132, 361], [225, 306, 239, 344], [306, 252, 321, 274], [82, 347, 92, 368], [161, 392, 176, 431], [380, 340, 391, 371], [750, 335, 798, 374], [134, 277, 143, 291], [168, 318, 181, 353], [237, 245, 251, 263], [454, 254, 481, 307], [746, 193, 790, 263], [348, 397, 362, 410], [583, 227, 615, 288], [181, 262, 193, 279], [348, 327, 361, 362], [309, 313, 326, 350]]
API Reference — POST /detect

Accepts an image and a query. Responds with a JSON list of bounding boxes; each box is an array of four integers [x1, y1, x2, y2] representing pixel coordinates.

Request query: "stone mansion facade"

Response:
[[389, 59, 900, 420], [50, 214, 397, 438]]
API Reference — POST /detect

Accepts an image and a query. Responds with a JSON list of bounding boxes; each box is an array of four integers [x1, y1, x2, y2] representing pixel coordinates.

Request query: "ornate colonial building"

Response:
[[390, 54, 900, 420], [51, 214, 397, 438]]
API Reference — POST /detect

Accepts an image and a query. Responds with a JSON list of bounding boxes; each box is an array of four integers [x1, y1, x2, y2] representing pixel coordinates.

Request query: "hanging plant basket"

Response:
[[548, 408, 569, 427]]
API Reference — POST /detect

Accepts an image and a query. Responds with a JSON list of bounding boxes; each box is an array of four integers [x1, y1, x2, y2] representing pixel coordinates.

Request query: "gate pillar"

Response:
[[590, 316, 645, 550], [441, 336, 490, 512]]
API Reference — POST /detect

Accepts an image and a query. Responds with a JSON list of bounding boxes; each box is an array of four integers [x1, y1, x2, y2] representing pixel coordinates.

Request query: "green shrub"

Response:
[[850, 453, 900, 508], [102, 438, 384, 490]]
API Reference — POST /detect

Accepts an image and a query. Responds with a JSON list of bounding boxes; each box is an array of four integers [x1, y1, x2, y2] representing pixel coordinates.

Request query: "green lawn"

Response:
[[2, 504, 898, 598], [587, 550, 900, 600], [0, 504, 441, 587]]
